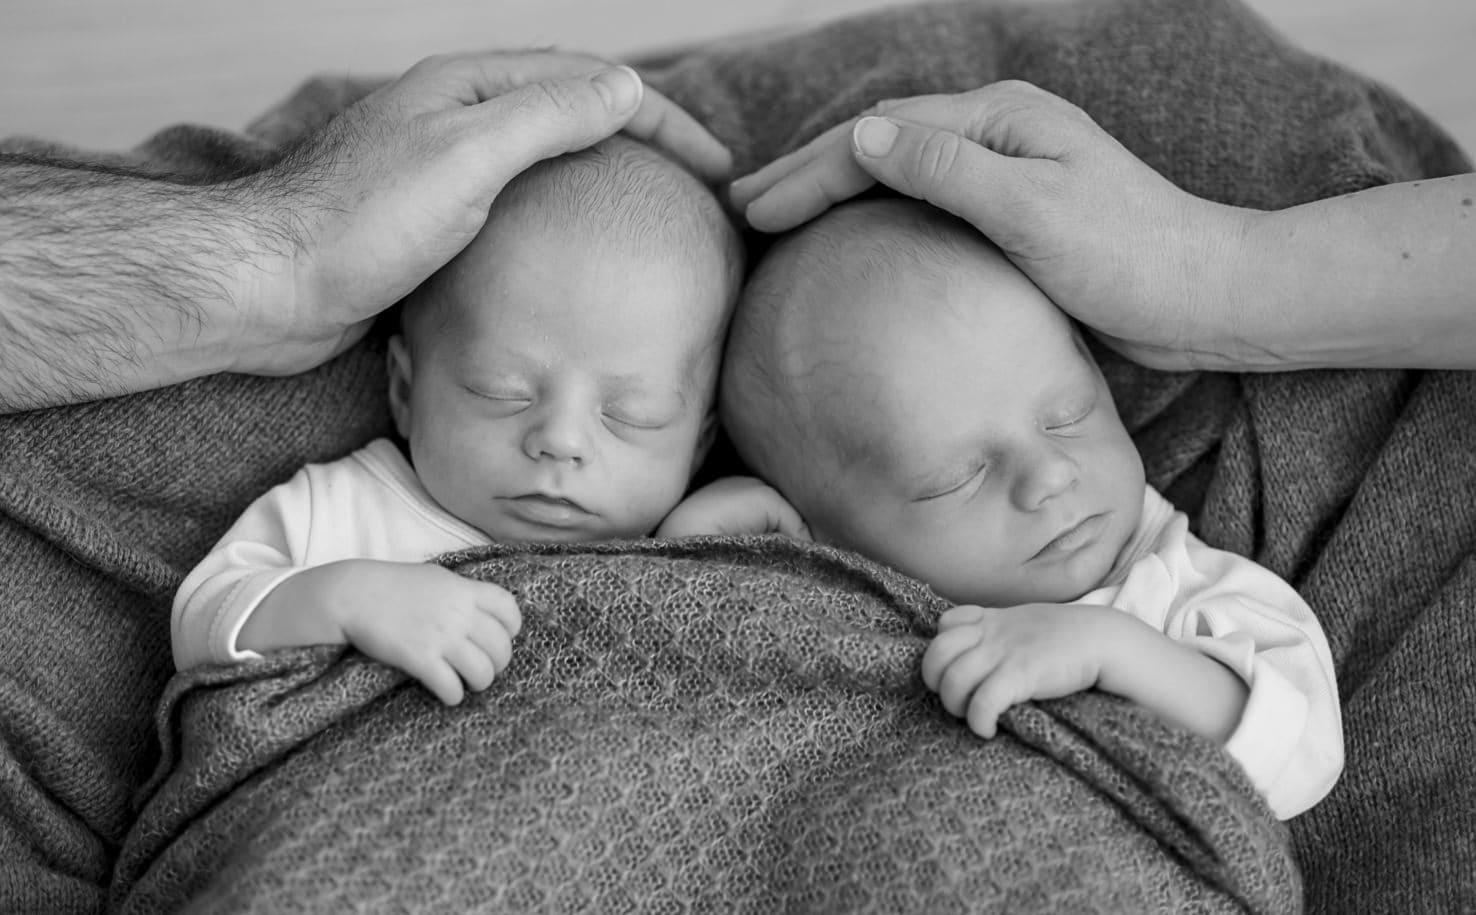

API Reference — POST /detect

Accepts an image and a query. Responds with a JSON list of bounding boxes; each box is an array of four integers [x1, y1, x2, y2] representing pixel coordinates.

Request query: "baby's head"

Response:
[[723, 199, 1144, 605], [389, 135, 744, 542]]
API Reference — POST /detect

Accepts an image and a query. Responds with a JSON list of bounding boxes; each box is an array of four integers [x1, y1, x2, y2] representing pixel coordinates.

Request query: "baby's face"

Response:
[[389, 222, 716, 543], [805, 260, 1145, 607]]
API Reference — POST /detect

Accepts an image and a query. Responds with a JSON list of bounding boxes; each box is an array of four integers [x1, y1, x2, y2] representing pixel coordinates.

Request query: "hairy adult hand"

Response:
[[730, 80, 1247, 371], [236, 50, 733, 377]]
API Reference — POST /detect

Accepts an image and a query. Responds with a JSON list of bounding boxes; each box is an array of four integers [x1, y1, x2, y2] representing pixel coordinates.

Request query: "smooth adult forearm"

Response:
[[1205, 173, 1476, 371], [0, 156, 286, 411]]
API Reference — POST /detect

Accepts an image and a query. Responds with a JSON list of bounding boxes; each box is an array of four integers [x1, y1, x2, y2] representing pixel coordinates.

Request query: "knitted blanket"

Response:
[[110, 540, 1295, 913], [2, 0, 1472, 912]]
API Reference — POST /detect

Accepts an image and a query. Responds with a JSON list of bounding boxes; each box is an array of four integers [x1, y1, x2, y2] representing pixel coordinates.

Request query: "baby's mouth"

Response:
[[503, 492, 596, 527], [1032, 512, 1109, 560]]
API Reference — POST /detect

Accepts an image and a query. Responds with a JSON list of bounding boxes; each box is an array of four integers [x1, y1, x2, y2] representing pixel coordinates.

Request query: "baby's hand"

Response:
[[921, 603, 1118, 738], [656, 475, 812, 540], [332, 560, 523, 706]]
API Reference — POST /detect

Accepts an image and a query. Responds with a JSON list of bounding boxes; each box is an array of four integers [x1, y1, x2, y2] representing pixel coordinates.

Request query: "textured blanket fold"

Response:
[[2, 0, 1472, 912], [112, 539, 1296, 913]]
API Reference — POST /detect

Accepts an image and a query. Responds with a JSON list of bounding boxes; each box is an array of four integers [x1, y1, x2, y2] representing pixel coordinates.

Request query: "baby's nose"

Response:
[[524, 406, 592, 464], [1014, 446, 1079, 509]]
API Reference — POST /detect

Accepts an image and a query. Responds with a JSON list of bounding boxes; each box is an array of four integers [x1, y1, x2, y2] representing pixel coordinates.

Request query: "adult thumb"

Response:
[[473, 65, 645, 183], [849, 115, 1041, 244]]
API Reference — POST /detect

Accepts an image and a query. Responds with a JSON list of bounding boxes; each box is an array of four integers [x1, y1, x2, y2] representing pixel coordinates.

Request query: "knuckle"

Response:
[[990, 78, 1044, 101], [519, 78, 579, 120], [409, 52, 453, 77], [914, 129, 963, 183]]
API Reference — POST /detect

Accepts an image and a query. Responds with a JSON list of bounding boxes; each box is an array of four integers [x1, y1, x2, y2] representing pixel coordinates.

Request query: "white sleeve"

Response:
[[170, 467, 317, 670], [1117, 517, 1344, 820]]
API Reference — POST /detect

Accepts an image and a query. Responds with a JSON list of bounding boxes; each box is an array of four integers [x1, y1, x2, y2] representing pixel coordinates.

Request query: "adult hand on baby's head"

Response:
[[730, 81, 1246, 372], [234, 50, 731, 378]]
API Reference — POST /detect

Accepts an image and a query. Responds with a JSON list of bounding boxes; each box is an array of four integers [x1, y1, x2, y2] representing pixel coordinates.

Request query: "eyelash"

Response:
[[921, 463, 987, 501], [473, 389, 531, 407], [1046, 402, 1094, 433], [602, 411, 665, 431], [469, 386, 670, 430]]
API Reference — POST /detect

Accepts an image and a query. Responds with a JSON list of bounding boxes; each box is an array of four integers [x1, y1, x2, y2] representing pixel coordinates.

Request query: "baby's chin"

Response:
[[950, 550, 1121, 608]]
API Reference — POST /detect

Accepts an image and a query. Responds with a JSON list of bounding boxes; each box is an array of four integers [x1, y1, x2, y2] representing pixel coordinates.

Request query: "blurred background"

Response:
[[2, 0, 1473, 156]]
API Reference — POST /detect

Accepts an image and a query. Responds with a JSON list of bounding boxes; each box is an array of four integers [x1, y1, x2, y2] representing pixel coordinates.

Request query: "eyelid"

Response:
[[916, 463, 987, 502], [603, 409, 668, 431], [1047, 392, 1098, 430], [466, 385, 531, 402]]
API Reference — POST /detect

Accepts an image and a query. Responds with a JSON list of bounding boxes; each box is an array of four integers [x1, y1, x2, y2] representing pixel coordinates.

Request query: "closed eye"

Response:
[[466, 386, 532, 410], [602, 410, 669, 431], [1046, 399, 1095, 434], [916, 463, 987, 502]]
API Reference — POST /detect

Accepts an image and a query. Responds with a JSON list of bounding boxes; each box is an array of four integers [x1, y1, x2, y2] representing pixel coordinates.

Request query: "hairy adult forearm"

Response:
[[0, 155, 286, 412]]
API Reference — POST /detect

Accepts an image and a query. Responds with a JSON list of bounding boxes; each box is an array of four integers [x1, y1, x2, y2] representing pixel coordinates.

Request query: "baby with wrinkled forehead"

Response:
[[719, 198, 1342, 821]]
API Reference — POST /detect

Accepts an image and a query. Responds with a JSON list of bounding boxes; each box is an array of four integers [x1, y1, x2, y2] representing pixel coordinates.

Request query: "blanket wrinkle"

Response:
[[115, 539, 1297, 914], [2, 0, 1472, 912]]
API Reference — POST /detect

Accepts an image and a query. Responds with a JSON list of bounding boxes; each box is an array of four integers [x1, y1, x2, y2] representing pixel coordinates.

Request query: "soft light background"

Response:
[[2, 0, 1473, 158]]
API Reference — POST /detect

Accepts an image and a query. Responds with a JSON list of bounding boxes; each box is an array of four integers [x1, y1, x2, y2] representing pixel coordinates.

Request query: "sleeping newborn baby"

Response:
[[710, 198, 1343, 820], [172, 135, 744, 706]]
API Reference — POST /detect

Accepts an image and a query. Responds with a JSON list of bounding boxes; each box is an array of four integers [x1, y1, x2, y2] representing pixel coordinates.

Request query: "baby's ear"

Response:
[[385, 335, 415, 441]]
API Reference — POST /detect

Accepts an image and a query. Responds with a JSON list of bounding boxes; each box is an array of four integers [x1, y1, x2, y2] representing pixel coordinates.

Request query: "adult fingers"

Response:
[[736, 81, 1100, 233], [728, 117, 862, 217], [730, 94, 963, 219], [621, 84, 733, 181], [846, 114, 1062, 246], [392, 50, 610, 109], [414, 55, 729, 181], [458, 66, 650, 190]]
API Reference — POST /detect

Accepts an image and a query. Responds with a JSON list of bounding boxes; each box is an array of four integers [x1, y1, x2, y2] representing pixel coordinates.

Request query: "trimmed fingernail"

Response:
[[853, 116, 899, 157], [591, 65, 642, 113]]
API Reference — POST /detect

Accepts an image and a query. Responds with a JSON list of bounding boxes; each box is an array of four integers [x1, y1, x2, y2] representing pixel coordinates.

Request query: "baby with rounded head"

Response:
[[707, 198, 1341, 820], [389, 133, 745, 543], [174, 134, 747, 707], [723, 198, 1146, 606]]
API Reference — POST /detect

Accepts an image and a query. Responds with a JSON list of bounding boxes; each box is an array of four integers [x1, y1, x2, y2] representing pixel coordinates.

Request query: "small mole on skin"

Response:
[[1401, 251, 1411, 260], [1463, 198, 1473, 206]]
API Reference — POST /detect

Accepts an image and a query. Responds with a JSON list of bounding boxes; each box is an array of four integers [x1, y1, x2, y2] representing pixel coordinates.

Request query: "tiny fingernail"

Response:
[[591, 65, 642, 113], [853, 116, 899, 157]]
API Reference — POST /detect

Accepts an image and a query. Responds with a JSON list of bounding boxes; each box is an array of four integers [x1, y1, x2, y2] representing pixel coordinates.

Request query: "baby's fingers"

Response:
[[920, 623, 985, 691], [468, 614, 516, 675], [409, 657, 467, 707], [474, 582, 523, 638], [935, 644, 1006, 720], [936, 604, 991, 631], [445, 639, 500, 694], [964, 669, 1031, 739]]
